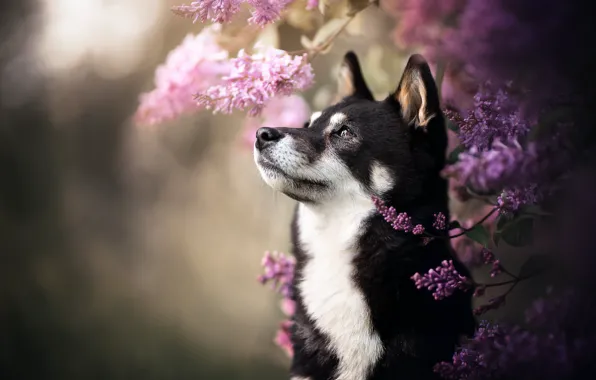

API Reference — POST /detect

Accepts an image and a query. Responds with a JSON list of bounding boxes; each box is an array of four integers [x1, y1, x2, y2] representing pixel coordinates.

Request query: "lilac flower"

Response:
[[257, 251, 295, 298], [481, 248, 502, 277], [134, 25, 230, 126], [274, 319, 294, 357], [372, 196, 414, 233], [439, 0, 578, 111], [412, 224, 425, 235], [433, 212, 447, 230], [196, 48, 314, 116], [496, 185, 540, 214], [172, 0, 292, 26], [241, 94, 310, 148], [445, 82, 532, 151], [171, 0, 242, 24], [410, 260, 472, 300], [443, 139, 537, 193], [246, 0, 292, 26], [435, 291, 594, 380]]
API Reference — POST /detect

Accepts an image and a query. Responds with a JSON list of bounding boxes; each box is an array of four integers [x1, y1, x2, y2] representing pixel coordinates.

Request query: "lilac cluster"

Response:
[[410, 260, 472, 300], [172, 0, 295, 26], [195, 48, 314, 116], [134, 25, 230, 126], [258, 251, 296, 357], [372, 196, 446, 236], [435, 291, 593, 380], [257, 251, 295, 298], [171, 0, 242, 24], [444, 83, 532, 151], [444, 140, 536, 192], [482, 248, 502, 278]]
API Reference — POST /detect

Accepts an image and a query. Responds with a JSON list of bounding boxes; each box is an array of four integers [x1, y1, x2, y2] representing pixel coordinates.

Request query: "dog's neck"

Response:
[[297, 188, 376, 258]]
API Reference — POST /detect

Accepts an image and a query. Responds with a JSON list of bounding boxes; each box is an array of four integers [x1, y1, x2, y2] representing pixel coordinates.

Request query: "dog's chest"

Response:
[[296, 203, 383, 380]]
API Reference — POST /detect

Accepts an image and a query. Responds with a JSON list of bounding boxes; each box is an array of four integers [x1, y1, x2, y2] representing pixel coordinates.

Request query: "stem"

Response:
[[288, 4, 371, 59], [447, 207, 498, 238]]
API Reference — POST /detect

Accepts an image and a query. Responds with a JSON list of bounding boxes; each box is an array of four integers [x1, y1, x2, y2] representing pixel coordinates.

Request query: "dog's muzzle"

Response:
[[255, 127, 284, 151]]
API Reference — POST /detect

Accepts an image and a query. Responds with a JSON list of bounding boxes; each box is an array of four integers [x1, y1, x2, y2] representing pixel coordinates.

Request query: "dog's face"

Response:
[[254, 52, 447, 204]]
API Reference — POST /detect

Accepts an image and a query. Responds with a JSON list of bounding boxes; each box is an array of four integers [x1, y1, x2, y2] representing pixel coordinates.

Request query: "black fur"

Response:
[[258, 52, 475, 380]]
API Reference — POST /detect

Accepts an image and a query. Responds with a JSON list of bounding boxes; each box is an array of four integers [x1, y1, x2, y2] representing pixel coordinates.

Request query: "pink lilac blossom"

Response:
[[241, 94, 310, 148], [410, 260, 472, 300], [134, 25, 230, 126], [171, 0, 242, 24], [196, 48, 314, 116], [172, 0, 292, 26], [433, 212, 447, 230], [246, 0, 293, 26], [257, 251, 295, 298], [258, 251, 296, 356], [274, 320, 294, 357]]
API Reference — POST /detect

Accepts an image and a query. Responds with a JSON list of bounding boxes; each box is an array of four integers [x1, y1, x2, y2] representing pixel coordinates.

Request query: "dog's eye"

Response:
[[334, 126, 354, 138]]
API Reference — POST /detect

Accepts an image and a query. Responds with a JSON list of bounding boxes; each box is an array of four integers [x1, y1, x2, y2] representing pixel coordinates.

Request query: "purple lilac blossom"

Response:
[[442, 140, 538, 193], [435, 291, 594, 380], [410, 260, 472, 300], [372, 196, 415, 233], [195, 48, 314, 116], [444, 82, 532, 151]]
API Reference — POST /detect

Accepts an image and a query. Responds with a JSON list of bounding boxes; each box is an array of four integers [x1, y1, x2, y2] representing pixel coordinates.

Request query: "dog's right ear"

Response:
[[335, 51, 374, 101]]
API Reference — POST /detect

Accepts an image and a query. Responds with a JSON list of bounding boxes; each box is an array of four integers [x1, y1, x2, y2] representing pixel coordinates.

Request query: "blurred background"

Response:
[[0, 0, 548, 379], [0, 1, 405, 379]]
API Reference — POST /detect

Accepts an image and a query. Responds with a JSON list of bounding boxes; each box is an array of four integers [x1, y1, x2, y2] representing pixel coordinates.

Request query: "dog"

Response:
[[253, 52, 475, 380]]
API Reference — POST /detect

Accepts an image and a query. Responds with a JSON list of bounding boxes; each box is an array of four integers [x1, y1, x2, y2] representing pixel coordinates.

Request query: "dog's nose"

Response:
[[255, 127, 283, 150]]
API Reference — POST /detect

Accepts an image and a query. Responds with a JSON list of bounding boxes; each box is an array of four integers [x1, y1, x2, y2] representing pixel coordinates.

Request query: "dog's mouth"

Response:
[[256, 155, 329, 190]]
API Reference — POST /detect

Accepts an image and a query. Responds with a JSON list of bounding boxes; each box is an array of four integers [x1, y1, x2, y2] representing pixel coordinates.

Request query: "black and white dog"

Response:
[[254, 52, 475, 380]]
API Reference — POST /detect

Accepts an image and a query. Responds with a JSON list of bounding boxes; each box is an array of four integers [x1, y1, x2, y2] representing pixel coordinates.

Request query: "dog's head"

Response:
[[254, 52, 447, 205]]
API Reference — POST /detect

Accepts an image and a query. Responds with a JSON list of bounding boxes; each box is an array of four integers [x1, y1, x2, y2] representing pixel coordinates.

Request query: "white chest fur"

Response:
[[296, 199, 384, 380]]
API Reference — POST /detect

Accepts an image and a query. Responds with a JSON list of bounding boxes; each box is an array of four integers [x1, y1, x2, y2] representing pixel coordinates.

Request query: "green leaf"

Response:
[[518, 254, 553, 278], [464, 225, 490, 247], [447, 145, 464, 164], [495, 214, 512, 233], [446, 119, 460, 133], [501, 216, 534, 247]]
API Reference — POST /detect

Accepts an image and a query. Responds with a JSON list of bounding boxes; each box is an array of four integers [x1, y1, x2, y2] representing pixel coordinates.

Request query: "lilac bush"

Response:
[[135, 0, 594, 378]]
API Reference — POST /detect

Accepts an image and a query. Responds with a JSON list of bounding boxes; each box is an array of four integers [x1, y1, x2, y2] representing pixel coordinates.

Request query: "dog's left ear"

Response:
[[336, 51, 374, 101], [392, 54, 440, 130]]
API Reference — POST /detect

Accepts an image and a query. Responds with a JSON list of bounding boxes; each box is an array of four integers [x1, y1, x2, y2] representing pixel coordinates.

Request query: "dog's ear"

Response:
[[336, 51, 374, 101], [392, 54, 440, 130]]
